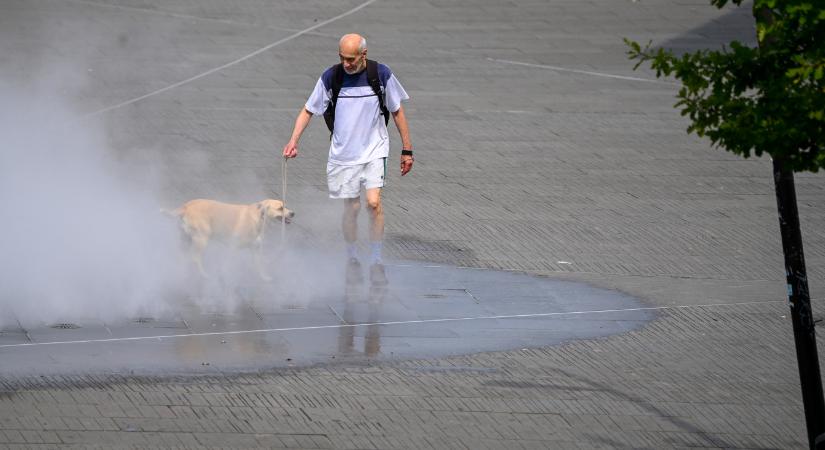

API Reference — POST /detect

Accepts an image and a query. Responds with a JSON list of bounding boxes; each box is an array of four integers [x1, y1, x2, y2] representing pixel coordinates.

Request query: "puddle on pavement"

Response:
[[0, 261, 653, 377]]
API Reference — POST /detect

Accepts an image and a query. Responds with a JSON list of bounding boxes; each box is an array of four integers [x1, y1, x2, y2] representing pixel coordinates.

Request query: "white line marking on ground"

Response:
[[385, 262, 785, 282], [80, 0, 378, 118], [487, 57, 679, 85], [0, 300, 782, 349], [67, 0, 340, 39]]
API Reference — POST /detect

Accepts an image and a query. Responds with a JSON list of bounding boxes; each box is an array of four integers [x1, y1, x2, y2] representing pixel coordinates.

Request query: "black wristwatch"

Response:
[[401, 149, 413, 156]]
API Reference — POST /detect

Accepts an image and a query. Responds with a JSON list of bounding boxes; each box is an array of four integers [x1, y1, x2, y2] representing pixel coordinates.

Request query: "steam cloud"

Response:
[[0, 78, 356, 331], [0, 82, 188, 328]]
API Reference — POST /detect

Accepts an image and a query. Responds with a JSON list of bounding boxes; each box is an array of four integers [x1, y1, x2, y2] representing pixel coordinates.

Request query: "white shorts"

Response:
[[327, 157, 387, 199]]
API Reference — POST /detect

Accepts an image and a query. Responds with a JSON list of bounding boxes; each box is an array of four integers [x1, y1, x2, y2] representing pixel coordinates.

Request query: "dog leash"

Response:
[[281, 156, 288, 244]]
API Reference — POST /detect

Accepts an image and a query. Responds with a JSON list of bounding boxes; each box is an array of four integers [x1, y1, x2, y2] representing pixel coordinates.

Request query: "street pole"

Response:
[[772, 159, 825, 449]]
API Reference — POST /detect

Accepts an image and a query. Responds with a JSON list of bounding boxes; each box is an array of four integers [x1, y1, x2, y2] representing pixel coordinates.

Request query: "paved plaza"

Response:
[[1, 0, 825, 448]]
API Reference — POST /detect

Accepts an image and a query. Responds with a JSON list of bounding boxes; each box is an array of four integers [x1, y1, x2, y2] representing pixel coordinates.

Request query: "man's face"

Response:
[[340, 48, 366, 74]]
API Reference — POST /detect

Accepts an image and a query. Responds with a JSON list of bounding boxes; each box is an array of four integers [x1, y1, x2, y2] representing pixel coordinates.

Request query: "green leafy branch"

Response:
[[625, 0, 824, 173]]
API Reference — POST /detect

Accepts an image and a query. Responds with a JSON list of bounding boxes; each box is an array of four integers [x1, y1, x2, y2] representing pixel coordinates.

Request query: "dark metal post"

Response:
[[772, 159, 825, 449]]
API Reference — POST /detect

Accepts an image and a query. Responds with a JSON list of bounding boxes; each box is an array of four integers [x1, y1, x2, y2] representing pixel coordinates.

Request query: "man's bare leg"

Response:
[[365, 188, 388, 285], [343, 197, 363, 284], [365, 188, 384, 244], [342, 197, 361, 244]]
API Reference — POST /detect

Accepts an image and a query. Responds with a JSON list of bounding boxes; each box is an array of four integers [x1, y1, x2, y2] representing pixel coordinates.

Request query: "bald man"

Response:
[[283, 34, 412, 286]]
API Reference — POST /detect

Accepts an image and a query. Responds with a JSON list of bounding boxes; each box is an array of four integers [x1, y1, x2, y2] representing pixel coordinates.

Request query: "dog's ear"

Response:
[[257, 201, 268, 219]]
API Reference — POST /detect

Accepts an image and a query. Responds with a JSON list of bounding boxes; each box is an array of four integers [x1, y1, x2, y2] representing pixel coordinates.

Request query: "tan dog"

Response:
[[164, 199, 294, 281]]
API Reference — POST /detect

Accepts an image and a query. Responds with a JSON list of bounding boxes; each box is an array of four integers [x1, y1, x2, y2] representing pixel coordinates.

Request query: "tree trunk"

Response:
[[772, 159, 825, 449]]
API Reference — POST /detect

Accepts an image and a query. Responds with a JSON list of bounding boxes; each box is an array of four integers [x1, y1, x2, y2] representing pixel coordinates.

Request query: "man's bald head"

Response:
[[339, 34, 366, 54], [339, 33, 367, 74]]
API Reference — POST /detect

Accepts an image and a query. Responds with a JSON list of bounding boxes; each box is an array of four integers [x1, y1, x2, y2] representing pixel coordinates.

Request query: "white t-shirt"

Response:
[[305, 62, 409, 165]]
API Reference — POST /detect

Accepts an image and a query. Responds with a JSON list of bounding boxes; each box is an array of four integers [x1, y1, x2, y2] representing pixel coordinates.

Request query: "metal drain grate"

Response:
[[134, 317, 155, 324], [51, 323, 80, 329], [422, 294, 447, 299]]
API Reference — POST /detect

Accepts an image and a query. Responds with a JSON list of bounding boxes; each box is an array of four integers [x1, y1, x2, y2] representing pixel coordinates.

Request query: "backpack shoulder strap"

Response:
[[366, 59, 390, 126], [323, 64, 345, 135], [330, 63, 344, 105]]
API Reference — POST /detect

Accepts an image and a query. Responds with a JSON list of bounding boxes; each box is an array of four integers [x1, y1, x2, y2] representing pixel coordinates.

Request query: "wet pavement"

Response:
[[2, 0, 818, 446], [0, 261, 651, 377]]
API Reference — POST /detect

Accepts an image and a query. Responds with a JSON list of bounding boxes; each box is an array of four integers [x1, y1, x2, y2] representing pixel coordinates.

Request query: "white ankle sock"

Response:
[[370, 241, 382, 265], [346, 243, 358, 260]]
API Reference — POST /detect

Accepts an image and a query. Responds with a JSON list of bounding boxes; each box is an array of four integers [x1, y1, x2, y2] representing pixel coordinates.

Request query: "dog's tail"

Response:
[[160, 207, 183, 218]]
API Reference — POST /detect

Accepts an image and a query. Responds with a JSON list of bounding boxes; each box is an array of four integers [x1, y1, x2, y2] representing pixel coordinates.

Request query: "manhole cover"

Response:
[[51, 323, 80, 329]]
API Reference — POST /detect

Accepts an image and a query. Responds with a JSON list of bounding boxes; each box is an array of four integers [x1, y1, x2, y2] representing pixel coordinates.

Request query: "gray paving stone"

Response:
[[2, 0, 825, 448]]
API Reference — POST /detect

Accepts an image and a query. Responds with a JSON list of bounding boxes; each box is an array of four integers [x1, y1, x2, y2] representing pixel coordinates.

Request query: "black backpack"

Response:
[[323, 59, 390, 138]]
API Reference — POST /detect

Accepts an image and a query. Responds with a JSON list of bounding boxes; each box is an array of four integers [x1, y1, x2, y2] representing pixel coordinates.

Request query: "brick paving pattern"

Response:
[[2, 0, 824, 448]]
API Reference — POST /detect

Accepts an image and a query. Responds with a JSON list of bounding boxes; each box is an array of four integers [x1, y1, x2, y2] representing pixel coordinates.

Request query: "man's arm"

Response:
[[392, 105, 413, 175], [283, 107, 313, 158]]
